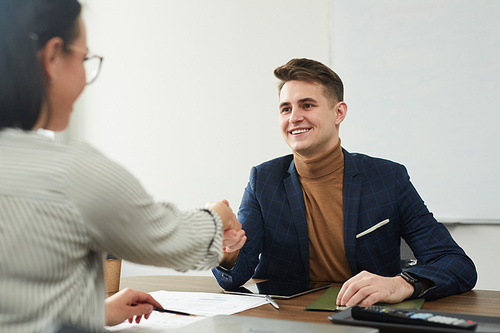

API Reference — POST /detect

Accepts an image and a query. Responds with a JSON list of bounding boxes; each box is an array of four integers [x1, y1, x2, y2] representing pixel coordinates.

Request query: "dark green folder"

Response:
[[305, 287, 425, 311]]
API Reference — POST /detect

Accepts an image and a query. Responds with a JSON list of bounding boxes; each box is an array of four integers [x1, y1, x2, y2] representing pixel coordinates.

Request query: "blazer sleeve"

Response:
[[396, 164, 477, 299], [213, 166, 264, 289]]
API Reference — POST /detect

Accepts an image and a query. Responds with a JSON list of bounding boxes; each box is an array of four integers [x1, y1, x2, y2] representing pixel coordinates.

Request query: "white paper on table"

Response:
[[106, 311, 205, 332], [106, 290, 268, 332]]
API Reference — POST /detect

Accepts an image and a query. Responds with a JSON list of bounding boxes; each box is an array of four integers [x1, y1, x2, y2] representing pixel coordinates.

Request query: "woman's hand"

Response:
[[105, 288, 163, 326]]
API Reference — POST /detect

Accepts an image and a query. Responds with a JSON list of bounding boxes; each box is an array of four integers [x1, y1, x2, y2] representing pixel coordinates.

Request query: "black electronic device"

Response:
[[351, 305, 478, 331]]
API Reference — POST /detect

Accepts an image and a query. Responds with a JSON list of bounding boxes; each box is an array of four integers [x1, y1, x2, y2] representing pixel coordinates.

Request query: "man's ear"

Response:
[[334, 101, 348, 125], [39, 37, 64, 82]]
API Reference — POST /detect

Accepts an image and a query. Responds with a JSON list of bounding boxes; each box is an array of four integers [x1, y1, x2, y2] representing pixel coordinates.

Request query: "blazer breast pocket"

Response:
[[355, 218, 400, 275]]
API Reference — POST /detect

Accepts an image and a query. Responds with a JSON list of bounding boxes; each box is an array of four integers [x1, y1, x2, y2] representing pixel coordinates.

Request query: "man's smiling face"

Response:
[[279, 80, 346, 159]]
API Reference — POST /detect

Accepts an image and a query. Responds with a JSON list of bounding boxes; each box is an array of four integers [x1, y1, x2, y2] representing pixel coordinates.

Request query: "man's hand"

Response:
[[105, 288, 163, 326], [205, 200, 246, 268], [205, 200, 246, 251], [219, 229, 246, 269], [336, 270, 414, 307], [223, 229, 246, 253]]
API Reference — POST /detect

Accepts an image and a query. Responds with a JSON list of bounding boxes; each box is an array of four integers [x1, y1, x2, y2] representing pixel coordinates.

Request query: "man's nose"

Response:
[[289, 108, 304, 123]]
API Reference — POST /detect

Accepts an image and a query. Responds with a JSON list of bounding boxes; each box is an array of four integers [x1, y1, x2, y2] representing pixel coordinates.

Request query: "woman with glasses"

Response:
[[0, 1, 246, 332]]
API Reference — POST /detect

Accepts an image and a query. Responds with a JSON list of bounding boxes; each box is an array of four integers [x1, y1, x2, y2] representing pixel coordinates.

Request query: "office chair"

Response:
[[401, 238, 420, 270]]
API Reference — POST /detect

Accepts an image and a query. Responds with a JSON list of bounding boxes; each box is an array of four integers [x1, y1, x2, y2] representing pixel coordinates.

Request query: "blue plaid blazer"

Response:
[[213, 149, 477, 299]]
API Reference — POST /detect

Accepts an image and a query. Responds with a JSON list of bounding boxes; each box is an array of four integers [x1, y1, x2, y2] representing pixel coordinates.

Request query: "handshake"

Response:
[[205, 200, 247, 253]]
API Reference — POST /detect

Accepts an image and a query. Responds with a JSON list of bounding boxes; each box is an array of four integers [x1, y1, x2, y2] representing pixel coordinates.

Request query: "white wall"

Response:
[[67, 0, 499, 291], [332, 0, 500, 220], [75, 0, 331, 278]]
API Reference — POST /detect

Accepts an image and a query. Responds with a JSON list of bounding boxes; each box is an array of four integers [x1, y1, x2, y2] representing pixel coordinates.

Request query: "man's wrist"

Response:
[[219, 249, 240, 270], [398, 271, 423, 299]]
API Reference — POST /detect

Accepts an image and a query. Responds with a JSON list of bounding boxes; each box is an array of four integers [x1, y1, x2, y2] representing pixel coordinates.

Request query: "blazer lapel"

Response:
[[342, 149, 362, 275], [284, 159, 310, 275]]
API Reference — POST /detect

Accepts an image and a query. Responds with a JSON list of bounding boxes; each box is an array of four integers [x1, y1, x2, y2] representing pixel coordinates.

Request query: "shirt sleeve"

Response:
[[65, 143, 223, 271]]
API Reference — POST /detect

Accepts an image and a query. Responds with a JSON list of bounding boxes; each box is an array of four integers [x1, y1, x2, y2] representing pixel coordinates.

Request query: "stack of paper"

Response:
[[107, 290, 268, 332]]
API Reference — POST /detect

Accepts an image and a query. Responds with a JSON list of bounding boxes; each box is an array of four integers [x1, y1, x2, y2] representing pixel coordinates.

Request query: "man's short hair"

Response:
[[274, 58, 344, 105]]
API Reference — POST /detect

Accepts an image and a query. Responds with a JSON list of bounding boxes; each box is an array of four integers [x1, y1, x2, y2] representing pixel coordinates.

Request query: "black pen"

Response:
[[153, 307, 193, 316]]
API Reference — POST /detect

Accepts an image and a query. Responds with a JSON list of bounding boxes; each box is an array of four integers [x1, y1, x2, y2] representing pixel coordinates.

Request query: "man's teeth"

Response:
[[291, 129, 310, 135]]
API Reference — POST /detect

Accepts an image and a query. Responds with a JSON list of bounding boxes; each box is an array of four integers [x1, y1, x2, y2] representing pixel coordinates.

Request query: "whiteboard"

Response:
[[331, 0, 500, 221]]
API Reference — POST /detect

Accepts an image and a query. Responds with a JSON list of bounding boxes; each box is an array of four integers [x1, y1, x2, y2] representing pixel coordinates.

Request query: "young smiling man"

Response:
[[213, 58, 477, 306], [278, 79, 346, 160]]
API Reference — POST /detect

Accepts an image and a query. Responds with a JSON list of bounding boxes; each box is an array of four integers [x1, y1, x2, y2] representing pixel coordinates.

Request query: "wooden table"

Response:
[[118, 275, 500, 325]]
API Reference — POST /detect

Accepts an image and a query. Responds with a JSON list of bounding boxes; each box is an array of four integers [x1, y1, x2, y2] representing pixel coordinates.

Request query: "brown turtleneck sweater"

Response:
[[293, 140, 352, 282]]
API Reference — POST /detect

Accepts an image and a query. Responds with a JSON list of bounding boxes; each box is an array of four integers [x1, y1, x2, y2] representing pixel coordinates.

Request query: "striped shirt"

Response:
[[0, 128, 223, 332]]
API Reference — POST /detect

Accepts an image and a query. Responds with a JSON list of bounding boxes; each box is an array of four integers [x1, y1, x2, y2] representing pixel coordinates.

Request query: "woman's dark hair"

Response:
[[0, 0, 81, 131]]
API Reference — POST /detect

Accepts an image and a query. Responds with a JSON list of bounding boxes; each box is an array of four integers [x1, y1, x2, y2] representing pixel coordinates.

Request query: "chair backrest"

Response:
[[401, 238, 419, 270]]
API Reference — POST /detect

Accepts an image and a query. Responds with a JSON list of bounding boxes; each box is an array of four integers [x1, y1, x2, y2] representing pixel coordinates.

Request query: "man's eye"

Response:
[[281, 107, 290, 113], [304, 104, 313, 108]]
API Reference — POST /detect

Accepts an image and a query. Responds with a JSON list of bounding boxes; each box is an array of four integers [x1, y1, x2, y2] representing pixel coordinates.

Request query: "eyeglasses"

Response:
[[67, 44, 104, 85]]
